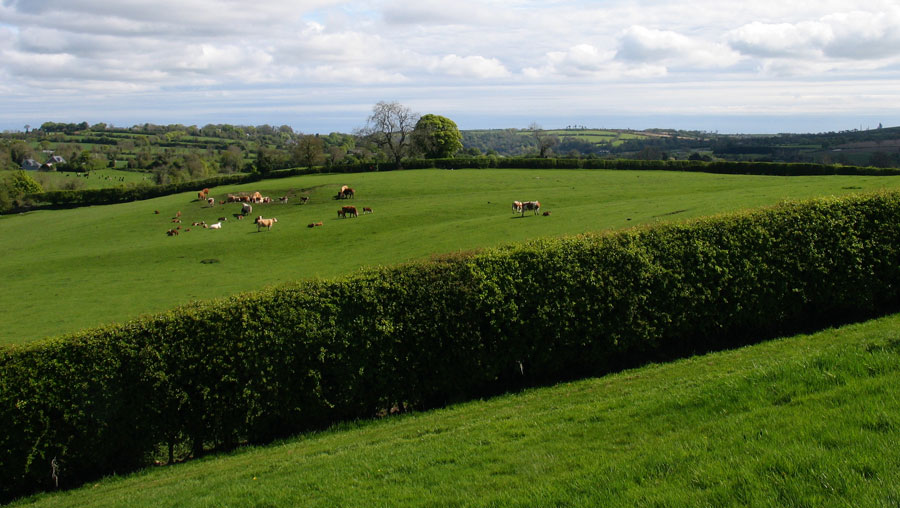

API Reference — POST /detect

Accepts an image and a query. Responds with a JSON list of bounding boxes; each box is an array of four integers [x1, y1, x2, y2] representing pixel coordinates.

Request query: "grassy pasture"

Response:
[[28, 169, 155, 189], [531, 129, 648, 147], [12, 311, 900, 507], [2, 168, 900, 345]]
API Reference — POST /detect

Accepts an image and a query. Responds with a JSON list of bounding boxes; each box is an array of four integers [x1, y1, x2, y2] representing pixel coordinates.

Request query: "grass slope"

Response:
[[30, 169, 155, 189], [12, 312, 900, 507], [3, 169, 900, 345]]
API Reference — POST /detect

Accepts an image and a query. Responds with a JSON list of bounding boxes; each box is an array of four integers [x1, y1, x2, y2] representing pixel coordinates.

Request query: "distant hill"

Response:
[[461, 125, 900, 167]]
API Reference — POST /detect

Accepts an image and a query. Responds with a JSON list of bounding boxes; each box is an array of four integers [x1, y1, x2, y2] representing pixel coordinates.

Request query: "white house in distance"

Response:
[[20, 155, 66, 171]]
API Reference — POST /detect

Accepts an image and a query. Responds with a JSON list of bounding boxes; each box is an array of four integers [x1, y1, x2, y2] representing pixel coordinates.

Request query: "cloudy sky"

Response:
[[1, 0, 899, 134]]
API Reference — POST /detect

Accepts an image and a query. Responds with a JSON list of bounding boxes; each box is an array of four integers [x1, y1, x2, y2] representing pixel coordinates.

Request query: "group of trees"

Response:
[[7, 108, 898, 184], [357, 101, 463, 165]]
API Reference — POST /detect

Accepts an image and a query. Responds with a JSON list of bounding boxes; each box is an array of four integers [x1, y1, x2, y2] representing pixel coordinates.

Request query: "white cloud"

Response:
[[616, 25, 740, 69], [0, 1, 898, 132], [728, 8, 900, 61], [428, 55, 511, 79]]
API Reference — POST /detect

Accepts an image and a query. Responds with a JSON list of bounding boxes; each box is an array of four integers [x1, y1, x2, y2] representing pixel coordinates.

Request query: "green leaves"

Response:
[[4, 191, 900, 502]]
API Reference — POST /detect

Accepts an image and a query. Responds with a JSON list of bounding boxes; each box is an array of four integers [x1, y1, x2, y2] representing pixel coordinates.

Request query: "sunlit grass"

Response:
[[13, 312, 900, 507], [2, 168, 900, 344]]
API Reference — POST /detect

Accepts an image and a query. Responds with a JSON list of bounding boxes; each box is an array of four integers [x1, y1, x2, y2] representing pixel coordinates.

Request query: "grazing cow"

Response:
[[166, 228, 179, 236], [342, 187, 355, 199], [242, 203, 253, 215], [362, 207, 373, 214], [512, 201, 523, 214], [300, 196, 310, 204], [207, 197, 215, 207], [279, 196, 289, 204], [255, 216, 278, 231], [521, 200, 541, 216], [198, 191, 207, 201], [341, 205, 358, 218], [338, 209, 345, 218]]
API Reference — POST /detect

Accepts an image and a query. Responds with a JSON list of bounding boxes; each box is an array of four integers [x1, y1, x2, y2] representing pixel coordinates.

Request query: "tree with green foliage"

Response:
[[0, 170, 43, 212], [412, 114, 463, 158], [219, 146, 244, 173], [293, 134, 325, 169], [9, 141, 34, 165], [10, 170, 42, 194], [255, 146, 288, 175]]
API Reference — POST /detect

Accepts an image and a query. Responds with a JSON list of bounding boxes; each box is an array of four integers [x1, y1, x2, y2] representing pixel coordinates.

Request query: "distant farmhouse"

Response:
[[20, 155, 66, 171], [43, 155, 66, 170], [20, 158, 41, 171]]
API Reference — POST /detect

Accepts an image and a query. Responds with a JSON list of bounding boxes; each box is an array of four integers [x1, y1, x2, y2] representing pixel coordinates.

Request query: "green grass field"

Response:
[[29, 169, 155, 189], [533, 129, 648, 147], [12, 310, 900, 507], [3, 168, 900, 345]]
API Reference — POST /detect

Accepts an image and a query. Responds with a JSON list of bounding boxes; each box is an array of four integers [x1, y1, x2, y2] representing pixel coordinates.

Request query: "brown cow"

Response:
[[255, 216, 278, 231], [362, 207, 373, 214], [341, 205, 358, 218], [521, 200, 540, 216]]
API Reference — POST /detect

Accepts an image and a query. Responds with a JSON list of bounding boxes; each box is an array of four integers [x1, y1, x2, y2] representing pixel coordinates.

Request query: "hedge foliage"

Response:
[[14, 159, 899, 214], [4, 192, 900, 502]]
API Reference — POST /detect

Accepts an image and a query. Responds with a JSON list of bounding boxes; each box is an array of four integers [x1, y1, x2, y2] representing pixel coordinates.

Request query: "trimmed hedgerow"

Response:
[[3, 191, 900, 502]]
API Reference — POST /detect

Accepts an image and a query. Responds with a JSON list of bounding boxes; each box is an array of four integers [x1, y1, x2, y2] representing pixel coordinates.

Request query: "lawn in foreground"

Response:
[[2, 168, 900, 344], [13, 312, 900, 507]]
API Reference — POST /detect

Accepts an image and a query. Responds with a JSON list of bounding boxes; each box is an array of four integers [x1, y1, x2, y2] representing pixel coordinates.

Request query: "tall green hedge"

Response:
[[3, 192, 900, 502]]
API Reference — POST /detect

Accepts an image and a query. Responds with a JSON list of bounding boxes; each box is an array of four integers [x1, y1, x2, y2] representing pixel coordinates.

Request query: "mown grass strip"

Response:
[[13, 313, 900, 508]]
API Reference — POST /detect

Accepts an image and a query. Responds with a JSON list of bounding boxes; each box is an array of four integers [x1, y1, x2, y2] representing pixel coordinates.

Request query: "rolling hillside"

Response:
[[3, 168, 900, 345]]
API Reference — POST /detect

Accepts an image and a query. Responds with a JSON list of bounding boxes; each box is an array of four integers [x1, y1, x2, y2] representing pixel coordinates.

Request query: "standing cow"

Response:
[[521, 201, 540, 216]]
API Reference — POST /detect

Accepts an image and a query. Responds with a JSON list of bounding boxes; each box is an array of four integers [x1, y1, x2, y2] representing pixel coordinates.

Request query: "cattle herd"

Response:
[[162, 185, 547, 237]]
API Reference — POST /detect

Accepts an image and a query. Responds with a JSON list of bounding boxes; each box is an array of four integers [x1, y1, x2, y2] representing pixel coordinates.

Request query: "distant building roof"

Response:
[[20, 158, 41, 171]]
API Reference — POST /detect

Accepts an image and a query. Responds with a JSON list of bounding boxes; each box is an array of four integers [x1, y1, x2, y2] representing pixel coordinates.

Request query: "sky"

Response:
[[1, 1, 899, 134]]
